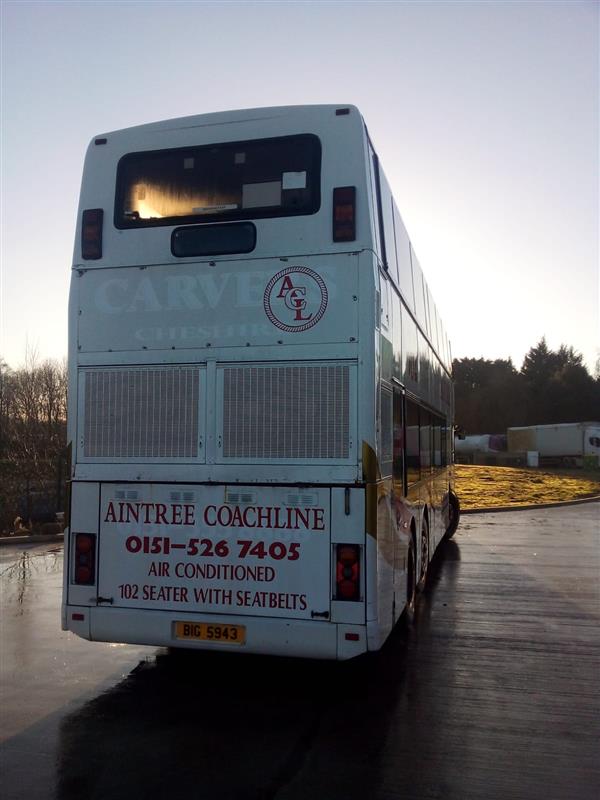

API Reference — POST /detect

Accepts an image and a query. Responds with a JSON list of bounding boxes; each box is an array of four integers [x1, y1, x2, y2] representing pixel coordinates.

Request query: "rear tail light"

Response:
[[74, 533, 96, 585], [81, 208, 103, 259], [335, 544, 360, 601], [332, 186, 356, 242]]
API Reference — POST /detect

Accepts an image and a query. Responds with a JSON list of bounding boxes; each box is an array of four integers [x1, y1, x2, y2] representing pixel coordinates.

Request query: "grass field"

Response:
[[455, 465, 600, 510]]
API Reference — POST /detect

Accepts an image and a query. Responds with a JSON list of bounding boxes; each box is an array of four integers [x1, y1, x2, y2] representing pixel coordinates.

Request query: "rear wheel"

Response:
[[444, 490, 460, 540], [417, 516, 429, 592], [405, 532, 417, 621]]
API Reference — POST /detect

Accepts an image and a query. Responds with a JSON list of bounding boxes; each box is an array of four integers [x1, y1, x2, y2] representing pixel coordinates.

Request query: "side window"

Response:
[[435, 306, 444, 362], [433, 415, 442, 468], [420, 409, 431, 474], [406, 398, 420, 486], [368, 146, 382, 258], [428, 291, 440, 354], [418, 332, 431, 398], [411, 250, 428, 336], [378, 385, 393, 477], [378, 168, 399, 283], [380, 276, 391, 337], [441, 421, 448, 467], [392, 292, 402, 383], [422, 282, 432, 342], [394, 205, 414, 313], [393, 388, 404, 494], [402, 310, 419, 389], [431, 359, 441, 409]]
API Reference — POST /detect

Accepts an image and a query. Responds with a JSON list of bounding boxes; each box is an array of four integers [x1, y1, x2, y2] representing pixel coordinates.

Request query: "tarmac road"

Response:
[[1, 503, 598, 800]]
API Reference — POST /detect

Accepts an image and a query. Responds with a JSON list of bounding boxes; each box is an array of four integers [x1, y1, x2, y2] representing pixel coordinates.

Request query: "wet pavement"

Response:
[[1, 503, 598, 800]]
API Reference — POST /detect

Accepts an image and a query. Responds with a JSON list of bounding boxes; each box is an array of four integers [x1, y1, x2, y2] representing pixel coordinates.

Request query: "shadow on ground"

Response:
[[55, 541, 459, 800]]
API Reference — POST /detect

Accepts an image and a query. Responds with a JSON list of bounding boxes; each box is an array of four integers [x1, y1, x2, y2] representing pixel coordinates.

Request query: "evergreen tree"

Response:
[[453, 339, 599, 434], [453, 357, 526, 434], [520, 339, 599, 425]]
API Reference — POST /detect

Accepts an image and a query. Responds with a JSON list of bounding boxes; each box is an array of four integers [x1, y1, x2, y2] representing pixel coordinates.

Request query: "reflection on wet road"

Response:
[[0, 546, 62, 610], [1, 504, 599, 800], [0, 542, 153, 744]]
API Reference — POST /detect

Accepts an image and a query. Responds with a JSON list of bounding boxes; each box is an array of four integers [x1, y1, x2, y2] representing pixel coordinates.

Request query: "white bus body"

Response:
[[63, 105, 458, 660]]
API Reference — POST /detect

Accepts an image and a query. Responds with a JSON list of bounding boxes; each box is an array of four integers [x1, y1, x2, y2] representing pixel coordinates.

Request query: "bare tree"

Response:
[[0, 352, 67, 531]]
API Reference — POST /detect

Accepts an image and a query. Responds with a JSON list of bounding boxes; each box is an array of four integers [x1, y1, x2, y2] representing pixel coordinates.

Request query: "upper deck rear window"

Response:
[[115, 134, 321, 228]]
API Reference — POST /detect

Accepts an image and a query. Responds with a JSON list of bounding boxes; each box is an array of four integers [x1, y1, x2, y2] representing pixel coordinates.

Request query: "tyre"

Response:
[[444, 490, 460, 539], [416, 516, 429, 592], [404, 531, 417, 622]]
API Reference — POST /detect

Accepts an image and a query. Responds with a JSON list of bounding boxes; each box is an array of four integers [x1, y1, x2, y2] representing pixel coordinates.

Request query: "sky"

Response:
[[1, 0, 598, 374]]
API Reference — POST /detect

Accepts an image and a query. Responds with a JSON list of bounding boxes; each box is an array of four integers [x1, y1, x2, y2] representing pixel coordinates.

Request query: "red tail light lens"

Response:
[[81, 208, 103, 260], [74, 533, 96, 585], [335, 544, 360, 601], [333, 186, 356, 242]]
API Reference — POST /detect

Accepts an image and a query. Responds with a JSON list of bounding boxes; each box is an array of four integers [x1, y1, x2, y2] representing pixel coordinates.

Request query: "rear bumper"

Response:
[[63, 605, 368, 660]]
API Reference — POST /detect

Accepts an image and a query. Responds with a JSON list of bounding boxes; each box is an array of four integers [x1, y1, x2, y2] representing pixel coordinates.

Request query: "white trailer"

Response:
[[455, 434, 506, 455], [507, 423, 600, 466]]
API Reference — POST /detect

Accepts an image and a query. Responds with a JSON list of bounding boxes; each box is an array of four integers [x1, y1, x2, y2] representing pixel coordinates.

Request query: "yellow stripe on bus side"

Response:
[[365, 483, 378, 539]]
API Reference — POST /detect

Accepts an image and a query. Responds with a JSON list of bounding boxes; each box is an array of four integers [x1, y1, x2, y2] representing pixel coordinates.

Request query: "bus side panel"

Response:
[[391, 495, 413, 624], [330, 487, 366, 626], [66, 482, 100, 609], [366, 531, 385, 653], [365, 479, 396, 652], [432, 469, 447, 551]]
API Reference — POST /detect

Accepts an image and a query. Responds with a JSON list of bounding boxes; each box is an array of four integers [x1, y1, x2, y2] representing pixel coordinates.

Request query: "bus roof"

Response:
[[91, 104, 363, 144]]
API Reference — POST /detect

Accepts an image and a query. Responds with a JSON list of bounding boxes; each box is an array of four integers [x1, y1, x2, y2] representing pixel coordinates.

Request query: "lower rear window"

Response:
[[171, 222, 256, 258]]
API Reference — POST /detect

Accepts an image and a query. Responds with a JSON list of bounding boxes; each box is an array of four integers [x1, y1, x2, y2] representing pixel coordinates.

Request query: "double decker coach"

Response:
[[63, 105, 459, 660]]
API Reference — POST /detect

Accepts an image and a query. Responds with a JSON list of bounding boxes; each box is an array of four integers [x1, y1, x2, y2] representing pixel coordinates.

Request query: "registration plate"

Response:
[[174, 621, 246, 645]]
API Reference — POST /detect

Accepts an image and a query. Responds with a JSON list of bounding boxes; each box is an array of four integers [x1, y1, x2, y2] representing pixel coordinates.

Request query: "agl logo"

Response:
[[263, 267, 328, 333]]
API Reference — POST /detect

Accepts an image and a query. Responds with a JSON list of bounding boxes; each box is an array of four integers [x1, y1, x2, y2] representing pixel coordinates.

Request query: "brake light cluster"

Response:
[[335, 544, 360, 601], [332, 187, 356, 242], [74, 533, 96, 585], [81, 208, 103, 260]]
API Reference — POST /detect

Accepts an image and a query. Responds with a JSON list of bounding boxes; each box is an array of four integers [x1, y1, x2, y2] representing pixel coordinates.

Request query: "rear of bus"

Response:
[[63, 105, 379, 660]]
